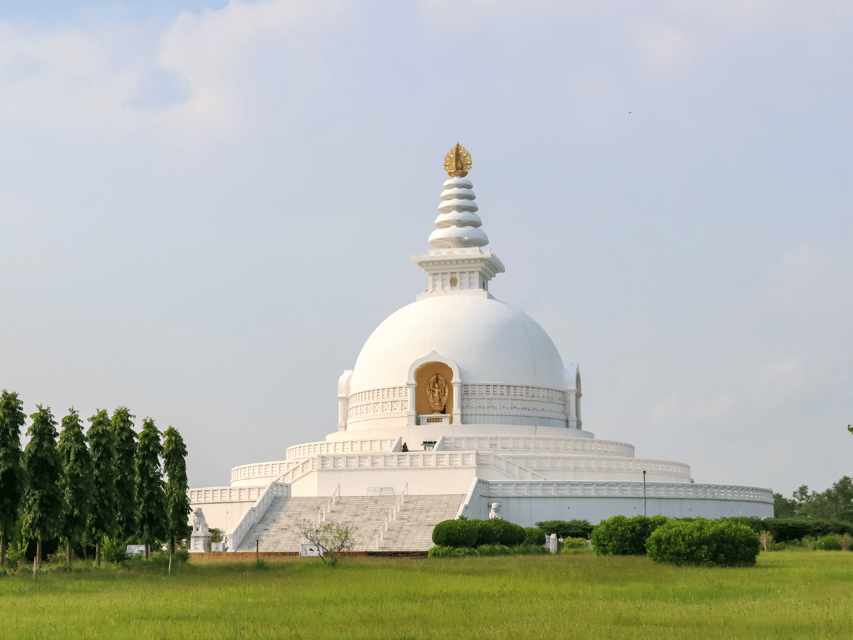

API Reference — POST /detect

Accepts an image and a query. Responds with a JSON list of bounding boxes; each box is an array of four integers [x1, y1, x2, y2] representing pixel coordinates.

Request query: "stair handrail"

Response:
[[227, 480, 288, 552], [373, 483, 408, 551], [312, 484, 341, 528]]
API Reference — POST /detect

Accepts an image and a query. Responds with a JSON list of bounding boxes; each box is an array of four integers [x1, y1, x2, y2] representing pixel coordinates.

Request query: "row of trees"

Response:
[[773, 476, 853, 521], [0, 390, 191, 575]]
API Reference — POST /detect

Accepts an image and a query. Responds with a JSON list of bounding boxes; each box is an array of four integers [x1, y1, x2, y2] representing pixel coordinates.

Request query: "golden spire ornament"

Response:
[[444, 143, 472, 177]]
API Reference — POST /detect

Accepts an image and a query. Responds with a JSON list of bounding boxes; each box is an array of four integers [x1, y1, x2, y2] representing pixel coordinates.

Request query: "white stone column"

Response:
[[337, 396, 348, 432], [406, 383, 416, 426], [566, 390, 577, 429], [452, 382, 462, 425]]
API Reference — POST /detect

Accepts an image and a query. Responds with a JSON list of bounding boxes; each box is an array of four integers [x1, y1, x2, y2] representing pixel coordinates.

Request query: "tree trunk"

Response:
[[1, 533, 5, 569], [66, 538, 72, 570], [144, 543, 149, 559], [33, 537, 42, 577], [168, 537, 173, 576], [96, 540, 101, 567]]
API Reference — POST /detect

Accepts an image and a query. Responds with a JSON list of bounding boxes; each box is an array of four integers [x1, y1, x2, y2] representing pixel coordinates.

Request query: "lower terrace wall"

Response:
[[188, 486, 264, 533], [461, 480, 774, 525]]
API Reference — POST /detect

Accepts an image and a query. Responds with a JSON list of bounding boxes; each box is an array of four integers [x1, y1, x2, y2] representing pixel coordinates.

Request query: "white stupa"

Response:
[[189, 144, 772, 552]]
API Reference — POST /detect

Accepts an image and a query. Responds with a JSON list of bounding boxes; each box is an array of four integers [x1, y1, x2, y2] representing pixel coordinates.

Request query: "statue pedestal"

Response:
[[189, 507, 211, 553], [418, 414, 450, 425], [189, 534, 210, 553]]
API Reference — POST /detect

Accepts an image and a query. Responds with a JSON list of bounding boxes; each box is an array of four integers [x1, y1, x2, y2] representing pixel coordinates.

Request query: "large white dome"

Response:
[[349, 295, 566, 393]]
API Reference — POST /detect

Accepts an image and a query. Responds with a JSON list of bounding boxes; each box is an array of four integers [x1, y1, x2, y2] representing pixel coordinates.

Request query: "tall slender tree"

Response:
[[163, 426, 190, 575], [136, 418, 165, 557], [57, 408, 93, 569], [110, 407, 137, 540], [0, 390, 27, 569], [86, 409, 115, 566], [22, 406, 64, 575]]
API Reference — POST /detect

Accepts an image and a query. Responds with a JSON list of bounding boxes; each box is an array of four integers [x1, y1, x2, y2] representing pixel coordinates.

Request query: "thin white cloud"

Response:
[[631, 22, 692, 76], [0, 0, 349, 134]]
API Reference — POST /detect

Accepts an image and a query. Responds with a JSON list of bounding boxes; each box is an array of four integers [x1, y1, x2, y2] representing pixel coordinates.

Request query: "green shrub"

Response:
[[770, 542, 787, 551], [428, 545, 478, 558], [470, 520, 498, 546], [561, 537, 589, 551], [4, 541, 26, 571], [815, 534, 841, 551], [431, 520, 478, 548], [485, 519, 527, 546], [475, 544, 501, 556], [536, 520, 594, 540], [591, 515, 669, 555], [646, 518, 760, 567], [524, 527, 545, 546], [102, 537, 128, 564]]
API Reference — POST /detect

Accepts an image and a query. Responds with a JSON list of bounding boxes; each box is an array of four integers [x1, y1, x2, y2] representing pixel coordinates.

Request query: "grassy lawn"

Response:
[[1, 550, 852, 639]]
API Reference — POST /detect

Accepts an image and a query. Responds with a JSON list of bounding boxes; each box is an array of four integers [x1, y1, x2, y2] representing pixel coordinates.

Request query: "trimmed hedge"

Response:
[[524, 527, 546, 546], [590, 515, 669, 555], [486, 519, 527, 546], [536, 520, 594, 540], [471, 520, 498, 546], [432, 519, 478, 548], [646, 518, 760, 567]]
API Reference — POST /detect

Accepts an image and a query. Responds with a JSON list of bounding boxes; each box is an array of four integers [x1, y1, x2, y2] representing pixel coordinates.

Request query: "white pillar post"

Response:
[[406, 383, 417, 426], [452, 382, 462, 425]]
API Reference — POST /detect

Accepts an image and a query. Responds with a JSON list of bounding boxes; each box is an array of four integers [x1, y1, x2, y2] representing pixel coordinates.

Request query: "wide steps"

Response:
[[234, 494, 464, 552]]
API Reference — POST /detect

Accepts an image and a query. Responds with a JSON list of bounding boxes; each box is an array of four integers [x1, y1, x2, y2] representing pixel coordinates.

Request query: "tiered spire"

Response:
[[412, 144, 504, 300], [428, 144, 489, 249]]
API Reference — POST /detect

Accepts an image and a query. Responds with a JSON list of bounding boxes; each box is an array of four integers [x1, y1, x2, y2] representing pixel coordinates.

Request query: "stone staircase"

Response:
[[371, 494, 465, 552], [234, 494, 465, 552]]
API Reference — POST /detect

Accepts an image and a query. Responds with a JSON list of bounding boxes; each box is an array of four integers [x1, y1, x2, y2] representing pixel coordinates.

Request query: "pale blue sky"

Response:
[[1, 0, 850, 497]]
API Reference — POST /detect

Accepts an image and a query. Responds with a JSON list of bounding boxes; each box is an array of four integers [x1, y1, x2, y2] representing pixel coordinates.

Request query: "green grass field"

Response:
[[1, 551, 852, 639]]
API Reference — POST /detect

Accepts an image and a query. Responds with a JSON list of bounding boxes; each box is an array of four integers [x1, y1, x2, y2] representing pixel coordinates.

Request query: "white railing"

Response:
[[440, 435, 634, 458], [373, 484, 408, 550], [227, 481, 289, 552], [279, 457, 318, 485], [286, 438, 400, 460], [231, 460, 299, 484], [457, 477, 485, 519], [500, 455, 691, 480], [312, 485, 341, 528], [188, 486, 264, 504], [482, 481, 774, 503], [476, 452, 545, 481], [312, 451, 477, 471]]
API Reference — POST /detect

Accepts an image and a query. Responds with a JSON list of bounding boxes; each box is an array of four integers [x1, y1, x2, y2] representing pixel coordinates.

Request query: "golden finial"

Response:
[[444, 143, 472, 177]]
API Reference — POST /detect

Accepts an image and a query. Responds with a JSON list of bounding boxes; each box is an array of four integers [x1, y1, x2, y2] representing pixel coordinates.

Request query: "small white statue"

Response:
[[488, 502, 502, 520], [192, 508, 209, 536]]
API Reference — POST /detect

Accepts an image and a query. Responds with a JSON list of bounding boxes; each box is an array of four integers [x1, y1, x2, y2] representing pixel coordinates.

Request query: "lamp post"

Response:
[[643, 470, 647, 517]]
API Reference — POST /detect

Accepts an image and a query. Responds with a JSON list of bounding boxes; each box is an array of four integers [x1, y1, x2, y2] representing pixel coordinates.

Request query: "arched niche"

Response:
[[415, 361, 454, 417], [406, 351, 461, 426]]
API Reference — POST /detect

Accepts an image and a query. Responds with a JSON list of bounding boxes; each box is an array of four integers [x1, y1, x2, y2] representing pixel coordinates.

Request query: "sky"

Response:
[[1, 0, 850, 499]]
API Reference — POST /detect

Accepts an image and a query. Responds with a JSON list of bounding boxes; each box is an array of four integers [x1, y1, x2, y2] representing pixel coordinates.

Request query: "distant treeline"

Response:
[[774, 477, 853, 521], [0, 390, 191, 572]]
